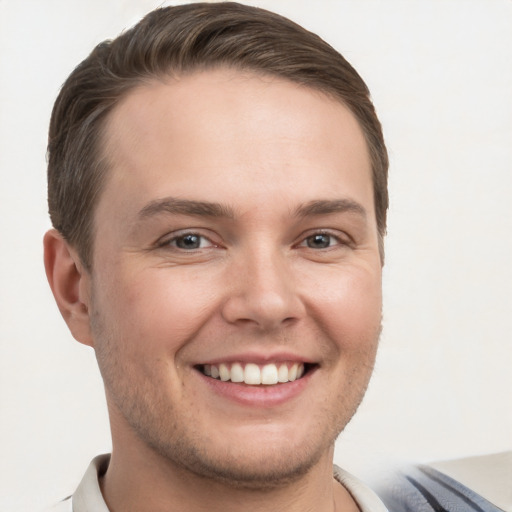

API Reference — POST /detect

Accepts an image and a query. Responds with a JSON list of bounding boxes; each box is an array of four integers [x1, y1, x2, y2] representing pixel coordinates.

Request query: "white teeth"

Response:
[[219, 363, 230, 381], [288, 363, 298, 381], [278, 363, 289, 383], [244, 363, 261, 385], [261, 364, 279, 385], [230, 362, 244, 383], [202, 362, 306, 385]]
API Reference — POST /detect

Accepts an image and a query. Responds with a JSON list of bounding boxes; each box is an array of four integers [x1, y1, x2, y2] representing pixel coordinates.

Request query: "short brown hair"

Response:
[[47, 2, 388, 268]]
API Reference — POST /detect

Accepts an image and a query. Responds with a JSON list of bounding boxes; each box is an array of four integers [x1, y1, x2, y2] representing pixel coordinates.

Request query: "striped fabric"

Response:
[[377, 465, 504, 512]]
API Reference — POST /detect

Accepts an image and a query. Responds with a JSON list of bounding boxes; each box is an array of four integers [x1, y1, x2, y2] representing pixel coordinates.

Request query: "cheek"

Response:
[[306, 265, 382, 350], [97, 267, 221, 354]]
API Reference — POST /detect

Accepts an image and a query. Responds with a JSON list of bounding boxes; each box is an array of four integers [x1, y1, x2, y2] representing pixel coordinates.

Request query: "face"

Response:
[[85, 69, 382, 486]]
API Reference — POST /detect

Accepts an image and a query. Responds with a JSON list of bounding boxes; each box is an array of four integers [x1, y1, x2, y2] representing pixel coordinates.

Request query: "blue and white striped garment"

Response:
[[377, 465, 504, 512]]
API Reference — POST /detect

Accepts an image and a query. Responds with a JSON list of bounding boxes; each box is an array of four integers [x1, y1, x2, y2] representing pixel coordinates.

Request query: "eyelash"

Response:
[[159, 232, 216, 250], [297, 231, 349, 250], [158, 229, 349, 252]]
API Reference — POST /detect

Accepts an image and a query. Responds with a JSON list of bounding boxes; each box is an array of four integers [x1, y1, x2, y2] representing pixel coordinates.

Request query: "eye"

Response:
[[165, 233, 214, 250], [300, 232, 344, 249]]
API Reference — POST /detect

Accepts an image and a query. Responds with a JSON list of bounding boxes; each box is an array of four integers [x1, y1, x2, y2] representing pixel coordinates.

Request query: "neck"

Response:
[[100, 440, 358, 512]]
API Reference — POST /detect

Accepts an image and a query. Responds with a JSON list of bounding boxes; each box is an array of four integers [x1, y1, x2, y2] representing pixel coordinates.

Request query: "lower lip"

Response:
[[197, 369, 314, 408]]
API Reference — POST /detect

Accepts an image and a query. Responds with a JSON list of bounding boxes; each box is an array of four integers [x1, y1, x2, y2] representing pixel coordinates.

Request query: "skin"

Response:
[[44, 69, 383, 512]]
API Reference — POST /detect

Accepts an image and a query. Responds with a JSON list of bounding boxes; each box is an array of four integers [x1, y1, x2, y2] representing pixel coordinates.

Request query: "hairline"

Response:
[[84, 65, 381, 270], [85, 62, 384, 271]]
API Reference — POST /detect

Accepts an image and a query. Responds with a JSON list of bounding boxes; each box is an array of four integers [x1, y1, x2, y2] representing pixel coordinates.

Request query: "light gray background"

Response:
[[1, 1, 511, 510]]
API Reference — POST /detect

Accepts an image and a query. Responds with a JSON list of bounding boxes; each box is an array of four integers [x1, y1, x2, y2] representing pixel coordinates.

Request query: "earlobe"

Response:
[[43, 229, 94, 347]]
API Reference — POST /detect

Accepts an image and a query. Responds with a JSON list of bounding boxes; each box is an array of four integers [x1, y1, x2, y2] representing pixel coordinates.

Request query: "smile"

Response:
[[198, 362, 309, 385]]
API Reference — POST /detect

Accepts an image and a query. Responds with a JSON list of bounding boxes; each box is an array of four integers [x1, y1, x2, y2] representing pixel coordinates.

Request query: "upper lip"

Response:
[[196, 350, 316, 366]]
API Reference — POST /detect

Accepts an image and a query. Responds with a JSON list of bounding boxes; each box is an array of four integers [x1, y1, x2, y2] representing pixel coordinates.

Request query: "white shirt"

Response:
[[46, 454, 389, 512]]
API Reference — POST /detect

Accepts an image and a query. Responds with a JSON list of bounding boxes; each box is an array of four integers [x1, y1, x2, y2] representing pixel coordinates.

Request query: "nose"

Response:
[[221, 247, 305, 331]]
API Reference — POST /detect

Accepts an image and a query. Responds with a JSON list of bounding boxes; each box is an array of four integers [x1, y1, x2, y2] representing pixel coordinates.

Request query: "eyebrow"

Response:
[[137, 196, 366, 222], [138, 197, 235, 220], [294, 199, 367, 219]]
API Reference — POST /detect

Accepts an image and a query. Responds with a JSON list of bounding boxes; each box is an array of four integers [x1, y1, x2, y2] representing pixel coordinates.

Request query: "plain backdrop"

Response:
[[1, 1, 511, 510]]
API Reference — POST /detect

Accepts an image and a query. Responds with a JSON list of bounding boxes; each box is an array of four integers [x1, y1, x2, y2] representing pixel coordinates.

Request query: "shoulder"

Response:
[[429, 452, 512, 512], [374, 453, 511, 512]]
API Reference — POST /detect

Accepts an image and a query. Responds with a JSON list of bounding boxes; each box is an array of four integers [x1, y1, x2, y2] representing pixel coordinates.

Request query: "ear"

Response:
[[43, 229, 94, 347]]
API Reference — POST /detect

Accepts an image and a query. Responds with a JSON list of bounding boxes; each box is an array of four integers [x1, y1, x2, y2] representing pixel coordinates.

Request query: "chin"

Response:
[[131, 411, 344, 490], [157, 434, 331, 489]]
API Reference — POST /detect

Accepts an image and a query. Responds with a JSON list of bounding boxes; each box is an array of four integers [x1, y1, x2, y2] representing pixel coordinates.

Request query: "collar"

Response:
[[71, 454, 388, 512], [73, 454, 111, 512]]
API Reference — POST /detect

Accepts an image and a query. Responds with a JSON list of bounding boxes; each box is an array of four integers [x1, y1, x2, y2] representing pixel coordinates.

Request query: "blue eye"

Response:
[[305, 233, 335, 249], [176, 234, 201, 249], [168, 233, 212, 250]]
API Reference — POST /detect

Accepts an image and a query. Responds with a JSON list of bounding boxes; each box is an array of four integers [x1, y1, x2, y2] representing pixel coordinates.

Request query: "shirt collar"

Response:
[[72, 455, 388, 512], [334, 465, 389, 512], [72, 454, 111, 512]]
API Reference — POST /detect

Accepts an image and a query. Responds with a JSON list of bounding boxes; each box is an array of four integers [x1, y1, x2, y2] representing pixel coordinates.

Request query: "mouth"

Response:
[[196, 361, 315, 386]]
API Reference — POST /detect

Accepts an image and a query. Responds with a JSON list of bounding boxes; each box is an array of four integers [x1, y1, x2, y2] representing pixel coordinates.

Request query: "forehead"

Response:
[[98, 68, 373, 221]]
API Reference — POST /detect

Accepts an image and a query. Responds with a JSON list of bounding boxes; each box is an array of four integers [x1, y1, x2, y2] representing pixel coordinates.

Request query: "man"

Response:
[[43, 2, 389, 511]]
